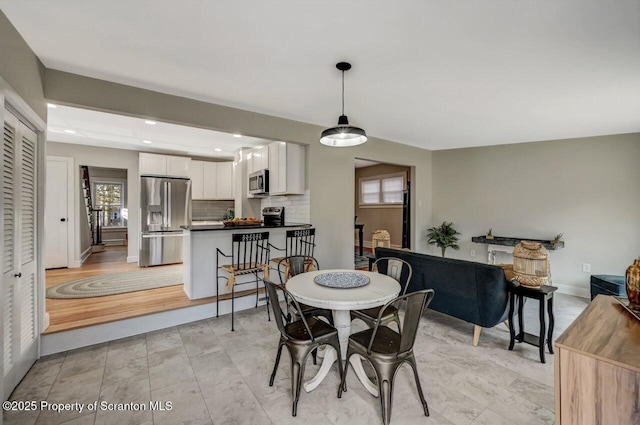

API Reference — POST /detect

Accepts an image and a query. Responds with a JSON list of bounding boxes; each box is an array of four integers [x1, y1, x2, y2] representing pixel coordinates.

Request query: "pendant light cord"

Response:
[[341, 70, 345, 116]]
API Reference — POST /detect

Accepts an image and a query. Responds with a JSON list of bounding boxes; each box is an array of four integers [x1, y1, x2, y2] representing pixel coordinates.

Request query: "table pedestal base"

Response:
[[303, 310, 379, 396]]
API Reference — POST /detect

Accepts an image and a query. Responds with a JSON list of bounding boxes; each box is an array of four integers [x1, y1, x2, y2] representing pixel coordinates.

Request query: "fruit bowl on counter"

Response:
[[223, 217, 263, 227]]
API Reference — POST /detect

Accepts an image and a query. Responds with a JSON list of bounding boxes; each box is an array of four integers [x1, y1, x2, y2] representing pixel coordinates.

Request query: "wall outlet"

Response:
[[470, 249, 476, 257], [582, 263, 591, 273]]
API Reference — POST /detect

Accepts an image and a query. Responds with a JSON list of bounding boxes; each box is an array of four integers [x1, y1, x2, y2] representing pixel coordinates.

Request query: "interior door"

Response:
[[2, 109, 39, 400], [45, 158, 69, 268]]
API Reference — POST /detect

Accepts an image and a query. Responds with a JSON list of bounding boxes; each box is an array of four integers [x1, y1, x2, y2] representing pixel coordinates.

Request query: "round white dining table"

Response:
[[286, 269, 400, 395]]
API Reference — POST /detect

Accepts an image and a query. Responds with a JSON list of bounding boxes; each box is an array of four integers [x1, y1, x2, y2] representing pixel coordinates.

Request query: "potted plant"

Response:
[[426, 221, 461, 257], [552, 233, 564, 244], [486, 228, 494, 240]]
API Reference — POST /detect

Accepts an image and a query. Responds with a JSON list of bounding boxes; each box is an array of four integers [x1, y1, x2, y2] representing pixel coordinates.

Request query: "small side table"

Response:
[[508, 283, 558, 363]]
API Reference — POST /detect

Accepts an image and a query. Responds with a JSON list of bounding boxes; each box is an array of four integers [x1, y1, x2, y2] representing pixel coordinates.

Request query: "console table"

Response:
[[555, 296, 640, 425], [471, 235, 564, 264]]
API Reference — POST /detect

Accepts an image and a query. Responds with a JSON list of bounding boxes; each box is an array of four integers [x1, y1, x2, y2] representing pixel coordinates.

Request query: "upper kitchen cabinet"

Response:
[[139, 153, 191, 178], [191, 160, 234, 200], [268, 142, 305, 195], [249, 146, 269, 174]]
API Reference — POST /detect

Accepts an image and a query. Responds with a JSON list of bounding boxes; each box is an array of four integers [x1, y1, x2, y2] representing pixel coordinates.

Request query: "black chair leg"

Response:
[[255, 272, 259, 308], [408, 356, 429, 417], [231, 283, 235, 332], [338, 350, 352, 397], [215, 267, 220, 318], [270, 341, 285, 386]]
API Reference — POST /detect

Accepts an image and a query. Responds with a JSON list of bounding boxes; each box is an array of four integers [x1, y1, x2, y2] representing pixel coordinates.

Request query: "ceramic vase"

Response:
[[626, 259, 640, 309]]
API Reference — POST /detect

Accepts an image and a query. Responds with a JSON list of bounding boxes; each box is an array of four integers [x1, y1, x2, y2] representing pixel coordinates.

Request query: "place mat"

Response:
[[613, 296, 640, 321], [314, 272, 370, 289]]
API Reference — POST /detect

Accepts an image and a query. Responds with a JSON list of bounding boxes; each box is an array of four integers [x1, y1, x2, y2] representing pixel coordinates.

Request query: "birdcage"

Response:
[[513, 241, 549, 288]]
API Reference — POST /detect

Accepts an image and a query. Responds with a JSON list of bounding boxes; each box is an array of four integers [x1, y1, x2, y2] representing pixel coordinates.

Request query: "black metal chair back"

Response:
[[373, 257, 413, 295], [284, 228, 316, 258], [230, 231, 270, 270]]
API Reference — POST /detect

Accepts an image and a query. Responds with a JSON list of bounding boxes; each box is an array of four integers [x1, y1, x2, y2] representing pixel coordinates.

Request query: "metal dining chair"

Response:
[[339, 289, 435, 425], [264, 279, 343, 417], [351, 257, 412, 332], [216, 231, 271, 331], [277, 255, 334, 325]]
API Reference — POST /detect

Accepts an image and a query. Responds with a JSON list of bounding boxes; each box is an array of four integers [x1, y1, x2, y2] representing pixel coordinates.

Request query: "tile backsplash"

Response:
[[261, 190, 310, 224], [192, 200, 235, 220]]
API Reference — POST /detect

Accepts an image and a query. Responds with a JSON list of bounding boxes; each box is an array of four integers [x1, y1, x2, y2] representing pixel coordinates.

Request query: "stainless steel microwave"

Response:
[[249, 169, 269, 195]]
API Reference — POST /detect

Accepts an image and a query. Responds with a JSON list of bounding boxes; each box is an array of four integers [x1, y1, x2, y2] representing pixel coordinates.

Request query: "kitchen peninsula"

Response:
[[181, 223, 312, 301]]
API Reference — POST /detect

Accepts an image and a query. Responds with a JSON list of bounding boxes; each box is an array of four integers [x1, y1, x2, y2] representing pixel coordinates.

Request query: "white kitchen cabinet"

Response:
[[191, 160, 234, 200], [202, 162, 217, 199], [250, 146, 269, 173], [167, 155, 191, 178], [139, 153, 167, 176], [216, 162, 234, 199], [191, 161, 205, 199], [268, 142, 305, 195], [139, 153, 191, 178]]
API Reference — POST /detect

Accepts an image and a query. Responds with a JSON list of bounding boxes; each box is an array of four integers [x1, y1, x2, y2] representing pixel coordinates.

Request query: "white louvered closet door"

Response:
[[2, 109, 38, 400]]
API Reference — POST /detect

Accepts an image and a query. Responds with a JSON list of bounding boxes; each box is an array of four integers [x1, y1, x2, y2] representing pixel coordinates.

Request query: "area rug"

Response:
[[355, 251, 375, 270], [46, 266, 183, 299]]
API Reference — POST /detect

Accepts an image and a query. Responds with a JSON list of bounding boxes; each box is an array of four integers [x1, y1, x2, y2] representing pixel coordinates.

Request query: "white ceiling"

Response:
[[2, 0, 639, 150], [47, 105, 268, 159]]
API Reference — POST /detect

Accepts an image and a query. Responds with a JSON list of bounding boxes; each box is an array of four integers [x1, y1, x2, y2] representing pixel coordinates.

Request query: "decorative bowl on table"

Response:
[[314, 272, 370, 288]]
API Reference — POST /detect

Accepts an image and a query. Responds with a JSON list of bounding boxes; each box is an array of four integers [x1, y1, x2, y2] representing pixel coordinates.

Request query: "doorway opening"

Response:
[[354, 159, 411, 270]]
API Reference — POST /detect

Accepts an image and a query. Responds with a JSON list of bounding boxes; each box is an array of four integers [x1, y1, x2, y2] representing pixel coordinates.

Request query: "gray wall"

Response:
[[44, 70, 433, 269], [46, 142, 140, 263], [432, 133, 640, 296], [0, 11, 46, 120]]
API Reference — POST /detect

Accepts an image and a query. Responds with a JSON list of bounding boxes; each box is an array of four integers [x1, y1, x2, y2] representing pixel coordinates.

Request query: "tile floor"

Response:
[[4, 293, 588, 425]]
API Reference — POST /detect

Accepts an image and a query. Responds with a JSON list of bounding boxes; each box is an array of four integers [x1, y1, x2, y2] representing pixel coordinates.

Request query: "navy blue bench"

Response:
[[590, 275, 625, 300]]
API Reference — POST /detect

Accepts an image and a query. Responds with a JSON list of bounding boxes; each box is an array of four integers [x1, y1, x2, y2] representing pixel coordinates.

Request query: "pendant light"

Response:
[[320, 62, 368, 147]]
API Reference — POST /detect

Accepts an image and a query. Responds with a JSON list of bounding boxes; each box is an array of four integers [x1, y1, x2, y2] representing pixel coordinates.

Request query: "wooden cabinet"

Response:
[[191, 160, 234, 200], [139, 153, 191, 178], [267, 141, 305, 195], [555, 296, 640, 425]]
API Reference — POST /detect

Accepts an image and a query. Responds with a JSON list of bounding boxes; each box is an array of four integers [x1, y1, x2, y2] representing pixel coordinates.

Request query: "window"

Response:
[[93, 181, 125, 227], [359, 173, 406, 206]]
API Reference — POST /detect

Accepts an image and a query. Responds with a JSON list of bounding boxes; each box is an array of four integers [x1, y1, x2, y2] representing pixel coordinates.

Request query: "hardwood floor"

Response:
[[44, 246, 249, 334]]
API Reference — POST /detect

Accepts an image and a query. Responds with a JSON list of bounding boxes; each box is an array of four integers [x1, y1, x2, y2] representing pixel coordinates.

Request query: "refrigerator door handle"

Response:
[[162, 181, 168, 228], [167, 181, 172, 228]]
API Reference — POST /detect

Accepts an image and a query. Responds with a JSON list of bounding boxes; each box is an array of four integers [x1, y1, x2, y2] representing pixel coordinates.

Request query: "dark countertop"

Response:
[[182, 223, 312, 231]]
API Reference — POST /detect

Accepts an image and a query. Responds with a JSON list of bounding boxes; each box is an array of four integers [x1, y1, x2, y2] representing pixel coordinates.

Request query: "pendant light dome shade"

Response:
[[320, 62, 368, 147]]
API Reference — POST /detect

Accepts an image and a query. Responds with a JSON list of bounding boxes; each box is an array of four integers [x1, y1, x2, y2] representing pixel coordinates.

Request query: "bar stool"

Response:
[[271, 228, 316, 278], [216, 231, 271, 331]]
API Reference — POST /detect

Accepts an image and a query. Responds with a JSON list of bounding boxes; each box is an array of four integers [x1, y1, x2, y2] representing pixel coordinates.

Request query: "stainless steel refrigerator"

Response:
[[140, 176, 191, 266]]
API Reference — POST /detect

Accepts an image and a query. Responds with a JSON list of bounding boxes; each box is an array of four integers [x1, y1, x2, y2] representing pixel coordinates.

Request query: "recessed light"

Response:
[[233, 134, 242, 138], [64, 129, 76, 134], [142, 140, 152, 144], [254, 145, 263, 149], [214, 148, 222, 152], [47, 103, 57, 108], [144, 120, 156, 125]]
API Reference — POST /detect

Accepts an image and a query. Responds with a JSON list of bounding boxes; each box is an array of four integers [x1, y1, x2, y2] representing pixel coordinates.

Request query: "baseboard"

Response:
[[126, 255, 139, 263], [555, 283, 590, 299], [69, 246, 93, 268], [359, 241, 404, 250]]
